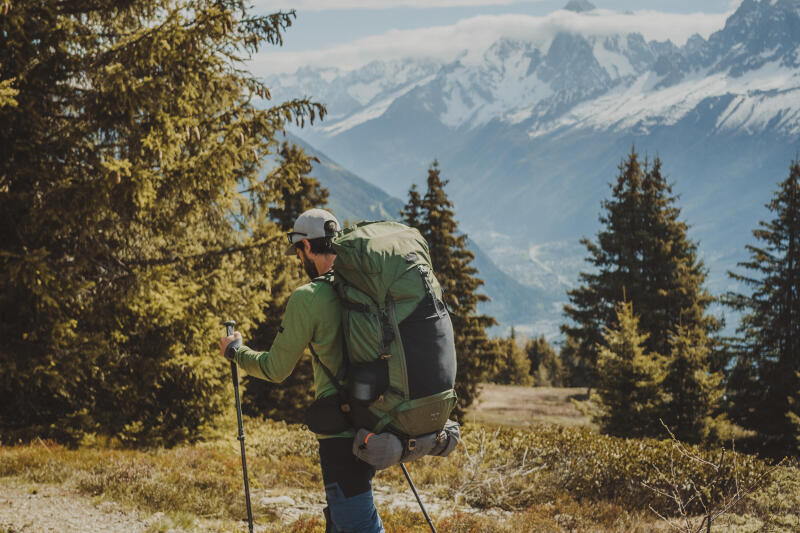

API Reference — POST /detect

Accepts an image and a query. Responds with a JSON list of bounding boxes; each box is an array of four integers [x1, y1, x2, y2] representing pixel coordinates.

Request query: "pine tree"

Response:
[[400, 183, 423, 228], [491, 328, 533, 386], [661, 323, 723, 442], [0, 2, 323, 444], [591, 301, 668, 438], [559, 335, 586, 387], [242, 142, 329, 422], [563, 149, 717, 388], [267, 141, 329, 231], [403, 161, 499, 419], [724, 159, 800, 453], [525, 335, 566, 387]]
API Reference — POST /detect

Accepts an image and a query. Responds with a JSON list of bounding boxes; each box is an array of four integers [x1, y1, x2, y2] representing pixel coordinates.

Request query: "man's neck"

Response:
[[314, 254, 335, 276]]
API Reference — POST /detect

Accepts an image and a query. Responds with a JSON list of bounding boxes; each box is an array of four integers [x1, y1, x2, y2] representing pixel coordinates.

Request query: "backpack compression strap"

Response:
[[417, 265, 448, 319], [308, 343, 350, 413]]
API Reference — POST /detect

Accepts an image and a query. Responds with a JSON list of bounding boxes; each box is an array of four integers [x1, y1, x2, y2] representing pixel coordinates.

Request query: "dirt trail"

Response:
[[0, 477, 151, 533], [0, 476, 471, 532]]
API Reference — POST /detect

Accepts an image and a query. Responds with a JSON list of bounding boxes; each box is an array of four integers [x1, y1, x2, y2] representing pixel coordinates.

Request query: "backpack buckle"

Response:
[[407, 438, 416, 451]]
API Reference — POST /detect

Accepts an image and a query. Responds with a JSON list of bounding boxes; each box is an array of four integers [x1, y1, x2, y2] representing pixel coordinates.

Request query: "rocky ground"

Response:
[[0, 474, 474, 532], [1, 477, 154, 533]]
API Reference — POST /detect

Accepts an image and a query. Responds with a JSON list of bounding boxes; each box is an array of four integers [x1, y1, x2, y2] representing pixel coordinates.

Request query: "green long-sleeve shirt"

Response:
[[234, 275, 353, 438]]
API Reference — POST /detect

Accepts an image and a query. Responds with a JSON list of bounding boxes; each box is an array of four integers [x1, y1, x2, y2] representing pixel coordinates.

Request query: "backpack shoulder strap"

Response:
[[316, 270, 371, 312], [309, 269, 350, 397], [312, 270, 335, 286]]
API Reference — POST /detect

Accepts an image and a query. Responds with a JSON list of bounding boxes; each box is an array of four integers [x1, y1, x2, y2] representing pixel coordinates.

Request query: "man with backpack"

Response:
[[220, 208, 460, 533], [219, 208, 385, 533]]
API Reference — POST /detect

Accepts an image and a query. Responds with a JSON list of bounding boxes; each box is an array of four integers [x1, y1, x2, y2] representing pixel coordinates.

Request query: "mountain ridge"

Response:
[[267, 0, 800, 334], [564, 0, 596, 13], [269, 0, 800, 140], [282, 132, 556, 335]]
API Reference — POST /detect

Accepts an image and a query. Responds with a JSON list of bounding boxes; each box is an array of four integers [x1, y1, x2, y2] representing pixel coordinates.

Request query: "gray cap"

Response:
[[284, 208, 340, 256]]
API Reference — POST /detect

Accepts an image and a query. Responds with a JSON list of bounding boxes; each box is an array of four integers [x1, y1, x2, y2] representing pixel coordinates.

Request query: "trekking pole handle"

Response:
[[223, 320, 242, 361]]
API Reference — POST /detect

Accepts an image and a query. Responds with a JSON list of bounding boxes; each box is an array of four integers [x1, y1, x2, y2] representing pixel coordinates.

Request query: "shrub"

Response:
[[0, 417, 789, 529], [433, 423, 772, 516]]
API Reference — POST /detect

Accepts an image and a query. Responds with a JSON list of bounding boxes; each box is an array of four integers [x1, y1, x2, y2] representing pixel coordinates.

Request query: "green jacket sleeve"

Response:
[[235, 287, 315, 383]]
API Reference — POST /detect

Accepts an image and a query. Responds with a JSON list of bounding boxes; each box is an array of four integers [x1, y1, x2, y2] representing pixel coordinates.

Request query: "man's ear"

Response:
[[300, 238, 311, 255]]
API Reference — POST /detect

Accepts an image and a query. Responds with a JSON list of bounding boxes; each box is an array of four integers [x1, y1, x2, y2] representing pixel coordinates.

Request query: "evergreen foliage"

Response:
[[591, 302, 667, 438], [0, 69, 17, 109], [266, 142, 329, 230], [490, 328, 533, 386], [0, 1, 323, 445], [724, 159, 800, 453], [563, 149, 717, 388], [661, 323, 723, 442], [525, 335, 567, 387], [559, 335, 585, 387], [790, 376, 800, 453], [242, 143, 328, 422], [399, 183, 423, 228], [402, 161, 499, 419]]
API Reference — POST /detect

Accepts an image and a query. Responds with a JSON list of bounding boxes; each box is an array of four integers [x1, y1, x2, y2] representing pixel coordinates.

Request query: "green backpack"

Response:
[[319, 220, 458, 438]]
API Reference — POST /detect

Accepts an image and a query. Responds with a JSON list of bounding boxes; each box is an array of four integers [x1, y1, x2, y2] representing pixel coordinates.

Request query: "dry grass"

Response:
[[1, 388, 798, 532], [0, 419, 323, 530], [465, 384, 594, 429]]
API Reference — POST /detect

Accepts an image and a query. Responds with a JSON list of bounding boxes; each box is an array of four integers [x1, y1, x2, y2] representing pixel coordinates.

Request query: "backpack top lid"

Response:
[[332, 221, 433, 307]]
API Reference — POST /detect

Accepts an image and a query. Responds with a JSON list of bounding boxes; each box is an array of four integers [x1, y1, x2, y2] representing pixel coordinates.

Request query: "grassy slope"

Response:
[[466, 384, 593, 429], [1, 386, 798, 532]]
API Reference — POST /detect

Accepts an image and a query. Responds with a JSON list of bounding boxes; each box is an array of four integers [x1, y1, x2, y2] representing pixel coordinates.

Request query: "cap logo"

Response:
[[324, 220, 338, 238]]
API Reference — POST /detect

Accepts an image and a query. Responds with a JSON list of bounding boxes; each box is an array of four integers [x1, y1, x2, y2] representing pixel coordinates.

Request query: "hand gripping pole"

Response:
[[224, 320, 254, 533]]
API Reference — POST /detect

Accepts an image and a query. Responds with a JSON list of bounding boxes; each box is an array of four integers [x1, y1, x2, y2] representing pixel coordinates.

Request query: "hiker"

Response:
[[219, 208, 385, 533]]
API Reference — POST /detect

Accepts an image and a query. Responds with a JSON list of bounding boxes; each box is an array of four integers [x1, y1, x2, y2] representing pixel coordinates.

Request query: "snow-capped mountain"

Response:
[[278, 59, 441, 124], [271, 0, 799, 141], [267, 0, 800, 336]]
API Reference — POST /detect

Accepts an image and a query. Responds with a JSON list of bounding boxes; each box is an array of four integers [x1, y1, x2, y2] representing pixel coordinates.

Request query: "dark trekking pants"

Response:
[[319, 437, 384, 533]]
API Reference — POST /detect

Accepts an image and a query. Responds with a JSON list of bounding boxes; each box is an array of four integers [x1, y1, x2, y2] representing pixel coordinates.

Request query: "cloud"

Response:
[[257, 0, 542, 10], [251, 8, 730, 75]]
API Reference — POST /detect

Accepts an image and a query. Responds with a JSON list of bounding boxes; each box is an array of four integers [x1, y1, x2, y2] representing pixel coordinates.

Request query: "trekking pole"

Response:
[[400, 462, 437, 533], [223, 320, 254, 533]]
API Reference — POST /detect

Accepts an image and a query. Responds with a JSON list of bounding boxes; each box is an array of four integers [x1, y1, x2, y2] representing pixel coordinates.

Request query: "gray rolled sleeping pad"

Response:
[[353, 420, 461, 470]]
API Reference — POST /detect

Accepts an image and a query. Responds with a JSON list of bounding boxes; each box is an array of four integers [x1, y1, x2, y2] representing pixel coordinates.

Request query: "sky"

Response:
[[249, 0, 742, 75]]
